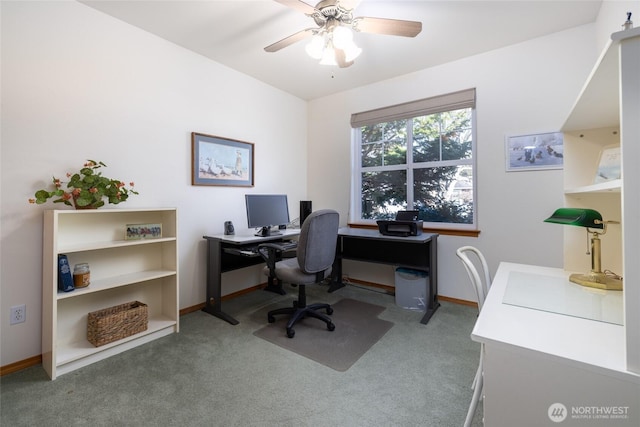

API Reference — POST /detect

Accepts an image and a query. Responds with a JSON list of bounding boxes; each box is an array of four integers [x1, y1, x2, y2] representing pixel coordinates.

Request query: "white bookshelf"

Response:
[[42, 208, 179, 380], [561, 27, 640, 373]]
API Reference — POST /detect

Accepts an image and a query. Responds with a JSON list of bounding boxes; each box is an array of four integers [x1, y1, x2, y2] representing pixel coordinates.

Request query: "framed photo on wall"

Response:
[[191, 132, 254, 187], [505, 131, 564, 172]]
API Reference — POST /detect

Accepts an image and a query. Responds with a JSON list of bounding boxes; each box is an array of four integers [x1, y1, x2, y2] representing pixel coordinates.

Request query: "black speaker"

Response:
[[300, 201, 312, 225], [224, 221, 234, 235]]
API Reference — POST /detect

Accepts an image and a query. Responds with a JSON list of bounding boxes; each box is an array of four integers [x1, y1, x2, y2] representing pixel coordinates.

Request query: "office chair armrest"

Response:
[[257, 243, 283, 276], [257, 243, 284, 251], [257, 243, 283, 259]]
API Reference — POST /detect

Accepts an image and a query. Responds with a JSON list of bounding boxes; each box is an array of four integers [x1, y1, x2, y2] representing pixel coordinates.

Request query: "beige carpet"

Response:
[[253, 298, 394, 371]]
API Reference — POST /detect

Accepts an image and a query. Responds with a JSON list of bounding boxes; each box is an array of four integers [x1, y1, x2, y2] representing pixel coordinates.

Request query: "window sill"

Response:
[[346, 222, 480, 238]]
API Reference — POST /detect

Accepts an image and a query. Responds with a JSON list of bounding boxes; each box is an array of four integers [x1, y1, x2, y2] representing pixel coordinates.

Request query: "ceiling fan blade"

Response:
[[335, 48, 354, 68], [273, 0, 317, 15], [353, 17, 422, 37], [264, 28, 315, 52]]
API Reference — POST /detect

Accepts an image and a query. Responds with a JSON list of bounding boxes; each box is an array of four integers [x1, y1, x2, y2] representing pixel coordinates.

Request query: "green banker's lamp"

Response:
[[544, 208, 623, 291]]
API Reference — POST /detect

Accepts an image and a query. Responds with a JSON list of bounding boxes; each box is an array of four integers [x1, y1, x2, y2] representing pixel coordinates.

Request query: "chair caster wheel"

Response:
[[327, 322, 335, 331], [286, 328, 295, 338], [326, 307, 333, 315], [268, 315, 275, 323]]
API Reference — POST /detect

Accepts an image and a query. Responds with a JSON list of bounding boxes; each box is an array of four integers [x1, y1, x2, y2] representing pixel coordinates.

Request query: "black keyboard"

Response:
[[226, 242, 296, 257], [224, 246, 259, 256], [278, 241, 298, 251]]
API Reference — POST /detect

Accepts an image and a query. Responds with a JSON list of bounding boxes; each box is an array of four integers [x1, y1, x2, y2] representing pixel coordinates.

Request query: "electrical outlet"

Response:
[[10, 304, 26, 325]]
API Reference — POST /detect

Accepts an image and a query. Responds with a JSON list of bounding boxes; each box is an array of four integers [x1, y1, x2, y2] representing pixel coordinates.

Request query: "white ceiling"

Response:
[[80, 0, 603, 100]]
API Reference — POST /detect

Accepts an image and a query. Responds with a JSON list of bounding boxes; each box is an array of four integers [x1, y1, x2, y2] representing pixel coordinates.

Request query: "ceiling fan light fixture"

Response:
[[306, 25, 360, 66], [305, 34, 325, 59], [319, 44, 337, 66], [332, 25, 353, 49], [342, 40, 362, 62]]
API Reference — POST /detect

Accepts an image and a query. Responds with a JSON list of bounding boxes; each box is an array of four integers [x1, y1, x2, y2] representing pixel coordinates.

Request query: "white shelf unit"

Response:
[[561, 26, 640, 373], [42, 208, 179, 380]]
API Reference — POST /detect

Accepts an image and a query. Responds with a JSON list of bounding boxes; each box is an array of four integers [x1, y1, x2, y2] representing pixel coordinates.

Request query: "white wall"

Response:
[[1, 1, 307, 366], [307, 24, 599, 302], [595, 1, 639, 51]]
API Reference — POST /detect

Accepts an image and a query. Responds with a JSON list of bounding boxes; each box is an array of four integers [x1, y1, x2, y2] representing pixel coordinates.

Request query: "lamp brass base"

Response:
[[569, 272, 623, 291]]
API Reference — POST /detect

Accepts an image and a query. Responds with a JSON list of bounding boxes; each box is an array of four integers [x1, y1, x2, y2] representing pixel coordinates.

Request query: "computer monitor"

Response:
[[245, 194, 290, 237]]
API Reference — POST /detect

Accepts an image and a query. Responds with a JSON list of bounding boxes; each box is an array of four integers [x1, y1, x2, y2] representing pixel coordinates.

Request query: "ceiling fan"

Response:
[[265, 0, 422, 68]]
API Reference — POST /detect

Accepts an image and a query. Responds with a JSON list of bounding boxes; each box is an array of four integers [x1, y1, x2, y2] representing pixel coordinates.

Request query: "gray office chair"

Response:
[[261, 209, 339, 338], [456, 246, 491, 427]]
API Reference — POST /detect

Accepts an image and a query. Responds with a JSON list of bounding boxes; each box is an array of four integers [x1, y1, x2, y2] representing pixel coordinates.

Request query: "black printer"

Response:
[[377, 210, 423, 237]]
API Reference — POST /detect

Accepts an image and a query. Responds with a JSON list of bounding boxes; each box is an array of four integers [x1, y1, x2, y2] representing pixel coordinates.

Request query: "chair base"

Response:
[[267, 286, 335, 338]]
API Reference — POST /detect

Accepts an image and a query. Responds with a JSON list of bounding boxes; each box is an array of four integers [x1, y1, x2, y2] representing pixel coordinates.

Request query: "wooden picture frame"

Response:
[[191, 132, 254, 187], [505, 131, 564, 172]]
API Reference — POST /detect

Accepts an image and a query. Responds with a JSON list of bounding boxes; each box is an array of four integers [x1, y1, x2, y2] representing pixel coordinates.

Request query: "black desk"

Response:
[[202, 229, 300, 325], [203, 227, 439, 326], [330, 227, 439, 325]]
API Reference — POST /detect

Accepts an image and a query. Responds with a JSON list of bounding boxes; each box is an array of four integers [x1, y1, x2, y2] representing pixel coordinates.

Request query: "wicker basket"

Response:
[[87, 301, 148, 347]]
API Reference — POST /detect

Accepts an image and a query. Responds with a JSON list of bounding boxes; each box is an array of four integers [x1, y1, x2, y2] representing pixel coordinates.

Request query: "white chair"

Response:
[[456, 246, 491, 427]]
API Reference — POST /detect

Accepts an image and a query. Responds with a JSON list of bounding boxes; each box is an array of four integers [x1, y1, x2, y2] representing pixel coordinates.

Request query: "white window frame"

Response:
[[350, 90, 477, 231]]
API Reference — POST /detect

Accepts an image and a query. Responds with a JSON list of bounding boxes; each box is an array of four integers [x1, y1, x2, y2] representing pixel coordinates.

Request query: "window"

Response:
[[350, 89, 476, 230]]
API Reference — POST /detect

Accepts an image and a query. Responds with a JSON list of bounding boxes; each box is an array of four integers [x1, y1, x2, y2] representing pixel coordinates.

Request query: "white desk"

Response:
[[471, 262, 640, 426]]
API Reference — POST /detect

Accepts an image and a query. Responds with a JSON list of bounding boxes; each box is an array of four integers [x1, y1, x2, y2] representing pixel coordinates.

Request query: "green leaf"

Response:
[[75, 197, 91, 207], [34, 190, 50, 199]]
